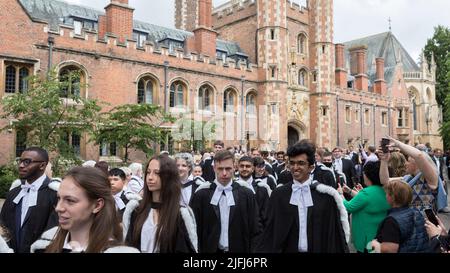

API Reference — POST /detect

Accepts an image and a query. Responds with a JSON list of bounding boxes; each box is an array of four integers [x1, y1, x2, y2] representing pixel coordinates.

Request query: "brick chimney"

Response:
[[349, 46, 368, 91], [99, 0, 134, 43], [186, 0, 217, 57], [374, 57, 387, 95], [335, 44, 347, 88]]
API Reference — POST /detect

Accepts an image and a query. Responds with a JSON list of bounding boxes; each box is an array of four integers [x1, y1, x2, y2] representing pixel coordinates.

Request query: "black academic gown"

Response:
[[257, 182, 348, 253], [125, 207, 195, 253], [277, 169, 293, 185], [190, 182, 261, 253], [201, 158, 215, 182], [185, 177, 203, 206], [250, 180, 270, 231], [0, 177, 58, 253], [312, 164, 337, 189]]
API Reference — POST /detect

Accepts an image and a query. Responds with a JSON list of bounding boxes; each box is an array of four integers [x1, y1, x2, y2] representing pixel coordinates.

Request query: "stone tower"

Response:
[[256, 0, 289, 151], [308, 0, 336, 148], [175, 0, 198, 31], [405, 52, 442, 148]]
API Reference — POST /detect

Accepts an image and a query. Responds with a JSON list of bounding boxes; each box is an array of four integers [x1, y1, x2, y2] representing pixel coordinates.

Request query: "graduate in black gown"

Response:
[[191, 150, 261, 253], [236, 156, 271, 230], [257, 141, 350, 253], [201, 140, 225, 182], [0, 147, 58, 253], [175, 153, 204, 207], [124, 155, 197, 253], [108, 168, 130, 221]]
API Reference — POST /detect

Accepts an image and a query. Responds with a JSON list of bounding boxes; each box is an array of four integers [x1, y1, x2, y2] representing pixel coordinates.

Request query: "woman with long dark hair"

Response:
[[124, 155, 197, 253]]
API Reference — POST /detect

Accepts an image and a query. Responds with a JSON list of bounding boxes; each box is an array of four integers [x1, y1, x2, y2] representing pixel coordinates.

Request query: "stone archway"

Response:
[[287, 120, 306, 148], [288, 126, 300, 148]]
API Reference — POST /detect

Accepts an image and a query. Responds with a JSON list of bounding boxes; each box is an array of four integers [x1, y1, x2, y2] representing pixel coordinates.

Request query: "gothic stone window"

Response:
[[397, 108, 409, 128], [364, 109, 370, 125], [170, 81, 186, 108], [99, 141, 117, 157], [224, 88, 237, 113], [138, 76, 156, 104], [246, 92, 257, 114], [297, 33, 307, 54], [345, 106, 351, 123], [381, 111, 388, 126], [198, 84, 214, 111], [4, 63, 31, 94], [62, 131, 81, 156], [59, 66, 84, 98]]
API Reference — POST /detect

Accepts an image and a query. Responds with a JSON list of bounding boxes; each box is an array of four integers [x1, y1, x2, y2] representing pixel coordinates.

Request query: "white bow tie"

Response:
[[290, 183, 313, 208], [13, 183, 38, 205], [210, 184, 235, 206]]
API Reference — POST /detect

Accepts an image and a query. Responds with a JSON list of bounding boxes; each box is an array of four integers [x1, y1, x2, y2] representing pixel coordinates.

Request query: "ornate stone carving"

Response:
[[289, 94, 309, 121]]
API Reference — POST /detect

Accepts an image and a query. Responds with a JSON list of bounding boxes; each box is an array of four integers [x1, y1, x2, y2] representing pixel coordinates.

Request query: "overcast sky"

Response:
[[66, 0, 449, 62]]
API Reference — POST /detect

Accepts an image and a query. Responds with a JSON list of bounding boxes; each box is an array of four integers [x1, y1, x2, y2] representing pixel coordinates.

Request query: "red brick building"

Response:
[[0, 0, 442, 164]]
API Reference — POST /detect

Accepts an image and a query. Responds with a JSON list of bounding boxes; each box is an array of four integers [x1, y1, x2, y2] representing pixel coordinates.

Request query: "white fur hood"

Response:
[[30, 227, 58, 253], [0, 234, 13, 253], [314, 183, 351, 243]]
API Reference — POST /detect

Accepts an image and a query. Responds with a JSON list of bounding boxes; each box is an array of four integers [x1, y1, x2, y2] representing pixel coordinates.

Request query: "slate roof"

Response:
[[343, 32, 420, 86], [18, 0, 245, 56]]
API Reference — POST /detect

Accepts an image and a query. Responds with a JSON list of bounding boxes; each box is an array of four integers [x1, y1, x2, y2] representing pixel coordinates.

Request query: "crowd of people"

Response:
[[0, 136, 449, 253]]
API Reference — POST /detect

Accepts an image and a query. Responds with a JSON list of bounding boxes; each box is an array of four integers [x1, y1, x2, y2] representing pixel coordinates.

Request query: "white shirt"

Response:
[[180, 174, 194, 206], [13, 174, 46, 226], [141, 209, 158, 253], [334, 158, 343, 173], [211, 180, 234, 251], [290, 178, 314, 252], [63, 233, 87, 252]]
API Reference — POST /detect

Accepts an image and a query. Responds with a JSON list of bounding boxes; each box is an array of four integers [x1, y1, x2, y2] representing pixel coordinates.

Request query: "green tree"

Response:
[[93, 104, 173, 163], [1, 70, 102, 168], [425, 26, 450, 146], [172, 117, 217, 152], [424, 25, 450, 107]]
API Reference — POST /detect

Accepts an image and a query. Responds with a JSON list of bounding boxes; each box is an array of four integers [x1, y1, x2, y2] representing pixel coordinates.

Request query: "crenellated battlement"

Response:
[[212, 0, 256, 20], [43, 23, 257, 75], [286, 0, 308, 13]]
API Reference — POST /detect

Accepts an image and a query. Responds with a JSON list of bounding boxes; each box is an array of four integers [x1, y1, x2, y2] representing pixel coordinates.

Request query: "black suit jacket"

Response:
[[0, 177, 58, 253], [340, 158, 356, 188], [190, 182, 261, 253]]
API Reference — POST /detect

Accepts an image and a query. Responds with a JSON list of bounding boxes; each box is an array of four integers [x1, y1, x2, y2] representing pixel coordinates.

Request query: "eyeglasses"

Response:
[[16, 158, 46, 167], [289, 160, 310, 167]]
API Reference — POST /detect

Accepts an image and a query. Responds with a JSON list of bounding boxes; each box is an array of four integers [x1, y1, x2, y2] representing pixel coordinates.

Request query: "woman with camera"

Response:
[[379, 136, 440, 212]]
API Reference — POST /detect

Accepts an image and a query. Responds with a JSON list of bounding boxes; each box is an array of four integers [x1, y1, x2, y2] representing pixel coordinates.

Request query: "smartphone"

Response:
[[381, 138, 390, 153], [424, 209, 439, 226]]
